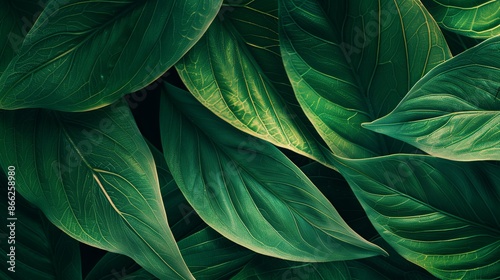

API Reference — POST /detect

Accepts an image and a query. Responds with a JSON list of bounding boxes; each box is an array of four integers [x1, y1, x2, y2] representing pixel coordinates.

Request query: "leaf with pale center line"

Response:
[[422, 0, 500, 39], [160, 83, 386, 262], [176, 0, 334, 167], [364, 36, 500, 161], [279, 0, 451, 158], [334, 155, 500, 279], [0, 0, 222, 112], [0, 100, 193, 279]]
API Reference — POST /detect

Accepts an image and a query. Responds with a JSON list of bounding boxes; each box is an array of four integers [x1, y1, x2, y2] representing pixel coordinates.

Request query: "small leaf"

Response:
[[365, 36, 500, 161], [0, 0, 222, 111], [0, 100, 193, 279], [160, 83, 386, 262], [335, 155, 500, 279], [279, 0, 451, 158], [422, 0, 500, 39]]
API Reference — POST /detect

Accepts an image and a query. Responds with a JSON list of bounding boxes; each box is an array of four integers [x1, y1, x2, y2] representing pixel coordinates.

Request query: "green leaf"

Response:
[[87, 227, 255, 280], [365, 36, 500, 161], [160, 83, 386, 262], [148, 142, 205, 240], [85, 253, 154, 280], [301, 161, 379, 239], [87, 146, 251, 280], [0, 0, 222, 112], [335, 155, 500, 279], [178, 227, 255, 280], [421, 0, 500, 39], [0, 172, 82, 279], [176, 0, 334, 167], [279, 0, 451, 158], [232, 253, 435, 280], [0, 1, 40, 75], [0, 100, 193, 279]]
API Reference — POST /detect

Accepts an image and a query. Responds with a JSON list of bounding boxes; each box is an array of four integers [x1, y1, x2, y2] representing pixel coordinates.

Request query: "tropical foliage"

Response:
[[0, 0, 499, 279]]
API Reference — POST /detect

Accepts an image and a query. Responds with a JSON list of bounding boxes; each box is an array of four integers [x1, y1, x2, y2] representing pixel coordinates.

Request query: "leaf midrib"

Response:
[[54, 112, 188, 279], [1, 1, 144, 99], [336, 157, 500, 235]]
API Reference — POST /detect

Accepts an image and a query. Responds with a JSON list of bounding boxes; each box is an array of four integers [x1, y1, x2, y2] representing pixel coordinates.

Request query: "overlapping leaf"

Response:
[[0, 0, 222, 111], [232, 239, 436, 280], [178, 228, 255, 280], [176, 0, 334, 167], [0, 0, 40, 76], [441, 29, 484, 55], [0, 100, 193, 279], [160, 83, 386, 262], [335, 155, 500, 279], [365, 36, 500, 161], [422, 0, 500, 38], [86, 227, 254, 280], [86, 144, 252, 280], [148, 142, 205, 239], [0, 172, 82, 279], [279, 0, 451, 158]]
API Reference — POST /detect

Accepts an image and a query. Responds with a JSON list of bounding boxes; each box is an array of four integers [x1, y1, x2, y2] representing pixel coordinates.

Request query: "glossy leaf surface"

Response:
[[0, 0, 222, 111], [160, 83, 386, 262], [365, 36, 500, 161]]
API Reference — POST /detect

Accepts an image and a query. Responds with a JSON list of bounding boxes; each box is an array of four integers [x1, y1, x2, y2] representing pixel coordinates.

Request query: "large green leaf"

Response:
[[232, 239, 436, 280], [279, 0, 451, 158], [0, 100, 193, 279], [335, 155, 500, 279], [365, 36, 500, 161], [0, 172, 82, 279], [0, 0, 222, 112], [160, 83, 386, 262], [176, 0, 334, 167], [421, 0, 500, 39]]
